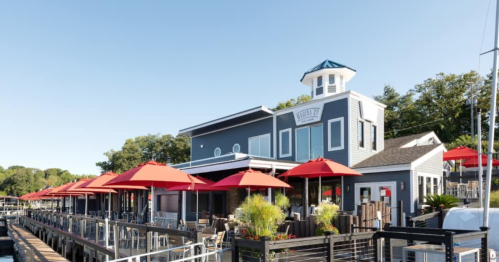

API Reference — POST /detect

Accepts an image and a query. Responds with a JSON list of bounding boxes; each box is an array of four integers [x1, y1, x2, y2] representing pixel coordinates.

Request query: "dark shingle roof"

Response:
[[353, 132, 439, 169], [353, 144, 440, 169], [384, 131, 433, 149], [300, 60, 356, 81]]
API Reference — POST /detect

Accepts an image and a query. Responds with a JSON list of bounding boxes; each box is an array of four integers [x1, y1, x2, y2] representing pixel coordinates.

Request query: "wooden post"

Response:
[[146, 231, 152, 262], [80, 220, 85, 238], [94, 222, 99, 243], [260, 236, 270, 262], [325, 231, 334, 262], [25, 248, 34, 262], [303, 178, 309, 219], [113, 224, 120, 259]]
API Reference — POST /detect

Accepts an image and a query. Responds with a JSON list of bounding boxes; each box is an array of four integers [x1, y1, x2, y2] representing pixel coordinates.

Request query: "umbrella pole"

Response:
[[151, 185, 154, 223], [70, 195, 72, 214], [247, 187, 250, 198], [108, 191, 111, 219], [85, 193, 88, 217], [319, 176, 322, 204], [196, 190, 199, 223]]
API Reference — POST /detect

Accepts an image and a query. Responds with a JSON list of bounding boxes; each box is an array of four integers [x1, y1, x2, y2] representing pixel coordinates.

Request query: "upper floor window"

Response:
[[371, 125, 377, 151], [249, 134, 271, 158], [279, 128, 292, 158], [316, 76, 323, 96], [329, 74, 335, 84], [358, 121, 365, 148], [328, 74, 336, 93], [296, 125, 323, 162], [328, 118, 344, 151]]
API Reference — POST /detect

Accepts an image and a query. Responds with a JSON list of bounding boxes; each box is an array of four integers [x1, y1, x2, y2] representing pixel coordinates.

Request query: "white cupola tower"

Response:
[[301, 60, 356, 100]]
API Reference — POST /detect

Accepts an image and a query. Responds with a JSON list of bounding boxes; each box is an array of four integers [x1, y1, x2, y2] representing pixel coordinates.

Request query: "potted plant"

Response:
[[315, 202, 340, 236]]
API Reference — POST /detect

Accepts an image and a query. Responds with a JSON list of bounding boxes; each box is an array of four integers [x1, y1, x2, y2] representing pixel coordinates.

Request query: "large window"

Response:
[[248, 134, 271, 158], [371, 125, 377, 151], [279, 128, 292, 158], [328, 118, 344, 151], [418, 173, 441, 205], [296, 125, 323, 162], [358, 121, 365, 148]]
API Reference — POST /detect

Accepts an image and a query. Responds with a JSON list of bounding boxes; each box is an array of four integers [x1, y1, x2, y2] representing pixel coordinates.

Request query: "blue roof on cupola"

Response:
[[300, 60, 356, 82]]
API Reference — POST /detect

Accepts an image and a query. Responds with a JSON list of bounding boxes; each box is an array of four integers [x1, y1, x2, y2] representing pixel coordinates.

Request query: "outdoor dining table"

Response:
[[402, 244, 480, 262]]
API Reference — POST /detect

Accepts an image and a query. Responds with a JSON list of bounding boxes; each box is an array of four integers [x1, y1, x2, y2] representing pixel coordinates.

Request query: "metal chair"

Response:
[[206, 231, 225, 262]]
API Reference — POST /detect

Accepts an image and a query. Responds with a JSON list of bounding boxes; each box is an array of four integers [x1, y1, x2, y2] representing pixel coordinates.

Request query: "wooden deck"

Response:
[[9, 223, 68, 262]]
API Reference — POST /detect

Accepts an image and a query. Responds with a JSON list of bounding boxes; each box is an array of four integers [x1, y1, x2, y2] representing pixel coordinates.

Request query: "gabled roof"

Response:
[[300, 59, 356, 81], [353, 132, 441, 169]]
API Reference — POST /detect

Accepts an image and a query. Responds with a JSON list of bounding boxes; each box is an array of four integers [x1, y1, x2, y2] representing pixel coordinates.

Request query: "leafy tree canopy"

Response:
[[96, 134, 191, 174], [273, 95, 311, 110]]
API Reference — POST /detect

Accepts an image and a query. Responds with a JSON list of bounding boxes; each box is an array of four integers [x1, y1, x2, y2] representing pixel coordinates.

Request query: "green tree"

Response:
[[273, 94, 311, 110]]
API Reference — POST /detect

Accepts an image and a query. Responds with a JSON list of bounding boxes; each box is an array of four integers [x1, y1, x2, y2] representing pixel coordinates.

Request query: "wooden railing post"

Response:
[[373, 228, 380, 262], [146, 231, 152, 262], [114, 223, 120, 260], [80, 220, 85, 238], [260, 236, 270, 262], [25, 248, 34, 262], [325, 231, 334, 262], [397, 200, 403, 226], [231, 236, 238, 262]]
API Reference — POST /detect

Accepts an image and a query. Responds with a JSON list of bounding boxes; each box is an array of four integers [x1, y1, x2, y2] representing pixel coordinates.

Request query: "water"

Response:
[[0, 255, 13, 262]]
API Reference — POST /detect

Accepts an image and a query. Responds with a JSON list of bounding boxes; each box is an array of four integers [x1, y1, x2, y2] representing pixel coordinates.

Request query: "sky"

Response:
[[0, 0, 496, 175]]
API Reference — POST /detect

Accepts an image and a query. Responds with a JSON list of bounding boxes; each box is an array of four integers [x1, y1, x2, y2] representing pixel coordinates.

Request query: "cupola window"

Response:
[[316, 76, 323, 96], [328, 74, 336, 93]]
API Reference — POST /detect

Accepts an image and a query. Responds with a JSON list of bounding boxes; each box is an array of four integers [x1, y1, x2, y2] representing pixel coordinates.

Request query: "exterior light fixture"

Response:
[[346, 185, 350, 192], [200, 144, 204, 148], [401, 182, 405, 191]]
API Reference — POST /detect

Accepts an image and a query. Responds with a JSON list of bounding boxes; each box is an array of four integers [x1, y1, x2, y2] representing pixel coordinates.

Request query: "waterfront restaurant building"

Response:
[[156, 60, 445, 226]]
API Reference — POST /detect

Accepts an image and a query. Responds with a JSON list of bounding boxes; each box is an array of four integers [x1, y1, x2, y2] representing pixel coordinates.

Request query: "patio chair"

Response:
[[168, 235, 192, 260], [186, 221, 197, 231], [198, 218, 210, 229], [467, 181, 479, 198], [224, 223, 233, 247], [206, 231, 225, 262], [446, 181, 458, 197]]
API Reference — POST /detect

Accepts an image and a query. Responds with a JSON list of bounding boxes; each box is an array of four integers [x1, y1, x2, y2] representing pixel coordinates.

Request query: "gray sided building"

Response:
[[168, 60, 445, 225]]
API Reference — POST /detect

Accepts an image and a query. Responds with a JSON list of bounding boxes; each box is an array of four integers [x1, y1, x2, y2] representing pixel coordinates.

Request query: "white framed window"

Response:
[[279, 128, 292, 158], [214, 147, 221, 157], [417, 172, 442, 205], [232, 144, 240, 153], [358, 120, 365, 148], [327, 117, 344, 151], [328, 74, 336, 93], [296, 125, 323, 162], [371, 124, 377, 151], [248, 134, 271, 158], [316, 76, 323, 96]]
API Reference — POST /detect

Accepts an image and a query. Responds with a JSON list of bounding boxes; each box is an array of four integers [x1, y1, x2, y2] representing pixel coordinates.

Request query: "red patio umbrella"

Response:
[[462, 155, 499, 167], [76, 172, 147, 217], [211, 169, 291, 197], [167, 176, 230, 221], [104, 161, 206, 222], [278, 157, 361, 203], [443, 146, 478, 161]]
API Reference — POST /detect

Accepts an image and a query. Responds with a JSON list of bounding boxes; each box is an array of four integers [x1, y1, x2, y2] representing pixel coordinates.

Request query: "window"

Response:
[[279, 129, 292, 157], [316, 76, 323, 96], [358, 121, 365, 148], [214, 147, 221, 157], [232, 144, 240, 153], [296, 125, 323, 162], [328, 118, 344, 151], [248, 134, 271, 158], [329, 74, 335, 84], [190, 192, 208, 212], [371, 125, 377, 151], [418, 174, 441, 204]]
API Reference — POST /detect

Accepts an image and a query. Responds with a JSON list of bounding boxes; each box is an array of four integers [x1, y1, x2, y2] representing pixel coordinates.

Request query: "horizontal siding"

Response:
[[191, 117, 273, 161]]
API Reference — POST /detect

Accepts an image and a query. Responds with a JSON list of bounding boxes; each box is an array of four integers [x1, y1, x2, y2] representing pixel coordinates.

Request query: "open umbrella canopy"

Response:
[[462, 155, 499, 167], [77, 172, 148, 191], [443, 146, 478, 161], [211, 169, 291, 190], [26, 188, 56, 200], [19, 192, 35, 200], [104, 161, 206, 188], [278, 157, 362, 179], [167, 176, 230, 192]]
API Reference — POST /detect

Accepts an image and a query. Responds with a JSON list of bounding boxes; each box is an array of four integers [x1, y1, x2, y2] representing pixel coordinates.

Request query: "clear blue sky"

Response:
[[0, 1, 495, 175]]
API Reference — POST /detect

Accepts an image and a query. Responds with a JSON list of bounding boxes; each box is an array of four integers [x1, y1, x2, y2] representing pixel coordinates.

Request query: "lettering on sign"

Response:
[[293, 104, 324, 126]]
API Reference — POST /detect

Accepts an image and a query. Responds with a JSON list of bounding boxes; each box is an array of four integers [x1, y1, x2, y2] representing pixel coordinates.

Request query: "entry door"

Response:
[[355, 182, 397, 225]]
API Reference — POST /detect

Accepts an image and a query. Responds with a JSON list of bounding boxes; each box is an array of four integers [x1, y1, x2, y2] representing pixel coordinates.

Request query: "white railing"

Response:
[[108, 242, 228, 262]]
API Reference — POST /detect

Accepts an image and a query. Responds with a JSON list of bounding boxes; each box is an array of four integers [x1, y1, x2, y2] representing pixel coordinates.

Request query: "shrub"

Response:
[[490, 191, 499, 208], [238, 194, 285, 237], [425, 194, 459, 209], [275, 192, 290, 209], [315, 202, 340, 236]]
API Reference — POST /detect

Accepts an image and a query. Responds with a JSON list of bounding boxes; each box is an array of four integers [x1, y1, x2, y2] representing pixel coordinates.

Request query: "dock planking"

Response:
[[9, 223, 68, 262]]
